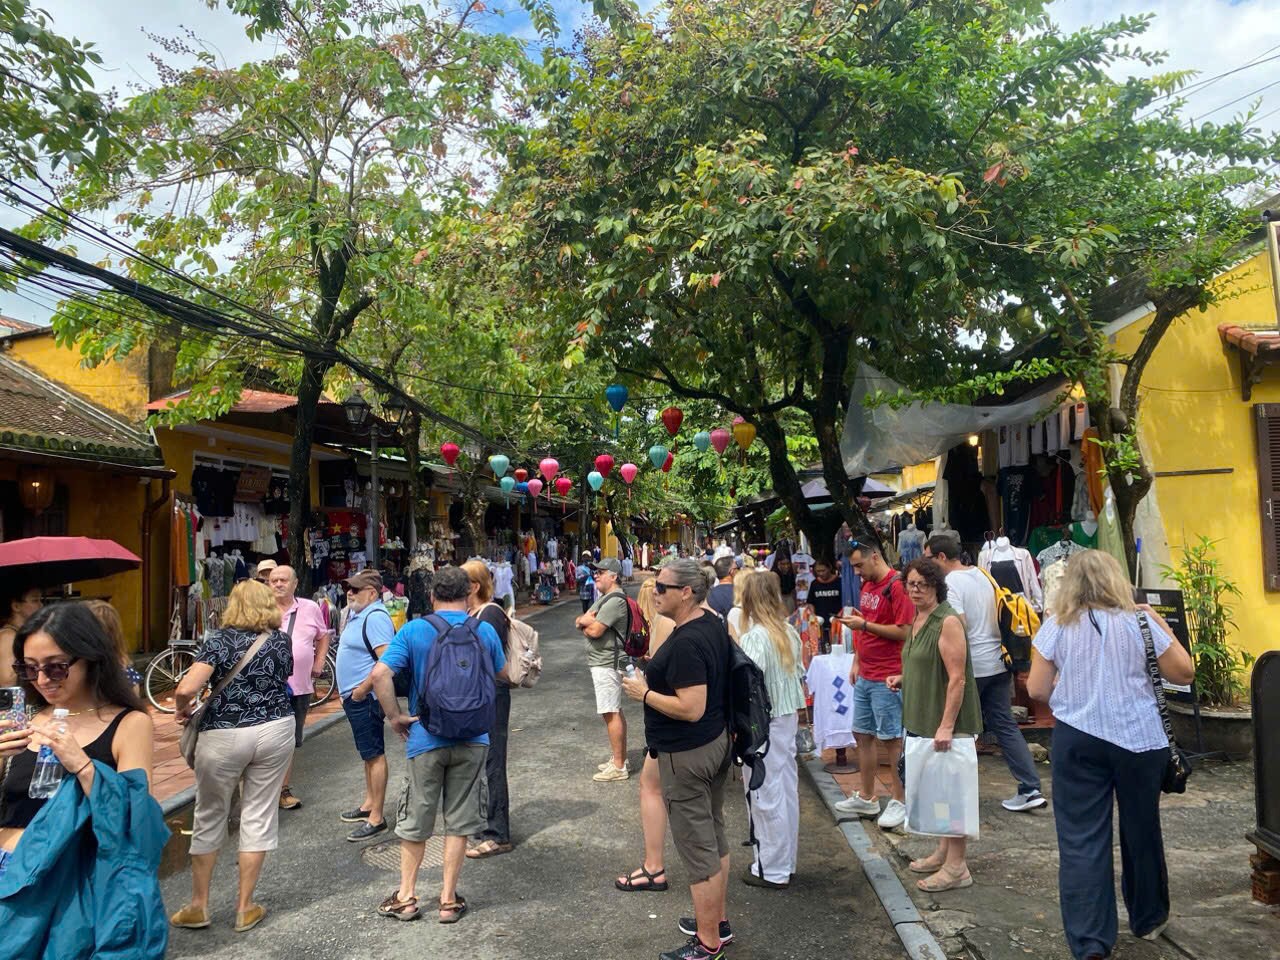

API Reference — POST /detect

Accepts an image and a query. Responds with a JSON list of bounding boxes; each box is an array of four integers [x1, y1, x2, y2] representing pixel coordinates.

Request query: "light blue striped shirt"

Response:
[[738, 622, 806, 718]]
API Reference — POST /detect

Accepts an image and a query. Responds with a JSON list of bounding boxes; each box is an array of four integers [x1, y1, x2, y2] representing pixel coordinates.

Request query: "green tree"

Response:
[[471, 0, 1276, 569], [49, 0, 533, 578]]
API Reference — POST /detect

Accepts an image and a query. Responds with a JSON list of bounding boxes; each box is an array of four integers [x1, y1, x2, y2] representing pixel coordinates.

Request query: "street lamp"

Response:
[[342, 389, 410, 569], [343, 392, 372, 432]]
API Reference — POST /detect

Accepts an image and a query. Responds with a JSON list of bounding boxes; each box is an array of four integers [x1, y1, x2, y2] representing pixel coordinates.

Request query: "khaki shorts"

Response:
[[658, 729, 732, 883], [395, 744, 488, 842], [590, 666, 623, 714]]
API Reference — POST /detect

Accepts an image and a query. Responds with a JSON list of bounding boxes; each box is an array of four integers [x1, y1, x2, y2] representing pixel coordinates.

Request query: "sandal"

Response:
[[466, 839, 514, 859], [615, 865, 669, 892], [378, 892, 420, 921], [438, 894, 467, 924], [909, 855, 947, 874], [916, 865, 974, 892]]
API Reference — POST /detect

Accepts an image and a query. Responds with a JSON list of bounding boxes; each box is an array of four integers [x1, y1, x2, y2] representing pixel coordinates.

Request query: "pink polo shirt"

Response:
[[282, 596, 330, 696]]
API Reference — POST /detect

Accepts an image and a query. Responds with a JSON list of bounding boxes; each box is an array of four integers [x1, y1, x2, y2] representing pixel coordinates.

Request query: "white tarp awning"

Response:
[[840, 363, 1066, 476]]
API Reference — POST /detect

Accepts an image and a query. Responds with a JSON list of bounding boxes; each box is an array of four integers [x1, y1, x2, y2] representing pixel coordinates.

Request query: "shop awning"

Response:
[[148, 388, 403, 448], [840, 363, 1067, 476]]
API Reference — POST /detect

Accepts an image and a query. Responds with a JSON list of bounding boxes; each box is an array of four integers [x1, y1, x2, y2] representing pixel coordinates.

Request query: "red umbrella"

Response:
[[0, 537, 142, 586]]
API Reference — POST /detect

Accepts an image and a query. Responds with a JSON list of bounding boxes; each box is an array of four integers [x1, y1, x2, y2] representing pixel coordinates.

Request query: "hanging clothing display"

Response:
[[1035, 538, 1084, 571], [1079, 427, 1104, 515], [997, 466, 1036, 545], [985, 537, 1043, 611], [804, 653, 857, 752], [1070, 521, 1098, 550], [897, 525, 925, 564], [1097, 485, 1127, 570]]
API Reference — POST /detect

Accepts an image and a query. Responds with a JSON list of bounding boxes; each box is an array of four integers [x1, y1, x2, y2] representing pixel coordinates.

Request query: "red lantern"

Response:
[[594, 454, 615, 476], [440, 442, 460, 466], [660, 406, 684, 437], [555, 476, 572, 497], [661, 452, 673, 473], [514, 468, 528, 483]]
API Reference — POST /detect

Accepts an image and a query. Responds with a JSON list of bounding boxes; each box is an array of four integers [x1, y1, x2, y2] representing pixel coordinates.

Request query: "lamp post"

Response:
[[343, 391, 410, 569]]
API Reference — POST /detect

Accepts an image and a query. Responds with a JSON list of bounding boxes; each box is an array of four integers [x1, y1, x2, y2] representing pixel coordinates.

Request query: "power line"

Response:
[[1192, 78, 1280, 123]]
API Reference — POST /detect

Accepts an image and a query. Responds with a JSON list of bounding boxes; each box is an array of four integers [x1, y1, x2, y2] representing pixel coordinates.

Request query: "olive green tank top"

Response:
[[901, 601, 983, 737]]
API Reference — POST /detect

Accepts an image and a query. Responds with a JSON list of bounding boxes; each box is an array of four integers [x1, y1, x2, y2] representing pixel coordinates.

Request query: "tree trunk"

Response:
[[287, 355, 331, 594], [402, 411, 421, 551]]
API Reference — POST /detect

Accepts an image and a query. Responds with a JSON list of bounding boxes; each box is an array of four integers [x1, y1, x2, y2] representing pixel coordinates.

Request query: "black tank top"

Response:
[[0, 709, 134, 829]]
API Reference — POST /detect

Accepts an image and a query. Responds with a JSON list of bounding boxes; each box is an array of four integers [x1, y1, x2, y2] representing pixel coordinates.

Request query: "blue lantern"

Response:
[[693, 431, 711, 453], [605, 384, 628, 412], [587, 470, 604, 492], [489, 454, 510, 478], [500, 476, 516, 495], [515, 481, 529, 495], [648, 444, 669, 469]]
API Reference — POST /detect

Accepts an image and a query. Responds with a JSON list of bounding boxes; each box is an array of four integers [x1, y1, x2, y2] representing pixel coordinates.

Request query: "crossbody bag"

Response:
[[1138, 612, 1192, 794], [179, 631, 270, 768]]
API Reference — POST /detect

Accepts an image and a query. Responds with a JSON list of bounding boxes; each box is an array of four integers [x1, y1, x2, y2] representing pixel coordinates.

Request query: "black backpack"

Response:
[[726, 640, 773, 791]]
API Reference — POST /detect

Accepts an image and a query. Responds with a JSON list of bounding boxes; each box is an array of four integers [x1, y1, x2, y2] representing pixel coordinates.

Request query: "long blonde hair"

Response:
[[461, 559, 494, 604], [738, 570, 796, 672], [222, 579, 284, 633], [637, 577, 659, 625], [1053, 549, 1135, 625], [731, 567, 755, 608]]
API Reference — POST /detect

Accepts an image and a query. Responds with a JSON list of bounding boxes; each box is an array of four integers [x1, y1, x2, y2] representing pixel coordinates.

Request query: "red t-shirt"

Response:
[[855, 569, 914, 681]]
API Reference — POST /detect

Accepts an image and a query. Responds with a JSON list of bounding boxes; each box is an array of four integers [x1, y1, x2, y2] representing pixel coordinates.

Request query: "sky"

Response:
[[1, 0, 1278, 324]]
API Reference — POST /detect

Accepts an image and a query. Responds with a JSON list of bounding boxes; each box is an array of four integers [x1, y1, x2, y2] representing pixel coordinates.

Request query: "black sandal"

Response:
[[615, 865, 669, 892]]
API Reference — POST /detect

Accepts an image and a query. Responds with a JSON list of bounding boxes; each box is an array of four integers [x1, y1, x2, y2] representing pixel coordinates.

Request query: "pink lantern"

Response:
[[539, 457, 560, 483], [555, 476, 572, 497], [709, 427, 731, 455], [594, 454, 615, 476], [526, 478, 543, 498], [619, 463, 638, 485], [439, 442, 460, 466]]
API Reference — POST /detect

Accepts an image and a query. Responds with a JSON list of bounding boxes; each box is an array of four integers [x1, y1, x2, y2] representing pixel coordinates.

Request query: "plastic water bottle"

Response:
[[624, 662, 637, 680], [28, 708, 69, 799]]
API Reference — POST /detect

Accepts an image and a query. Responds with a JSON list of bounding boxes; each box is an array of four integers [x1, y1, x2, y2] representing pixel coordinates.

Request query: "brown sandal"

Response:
[[917, 865, 973, 892], [909, 855, 947, 874], [438, 894, 467, 924], [466, 839, 514, 859], [377, 892, 420, 921]]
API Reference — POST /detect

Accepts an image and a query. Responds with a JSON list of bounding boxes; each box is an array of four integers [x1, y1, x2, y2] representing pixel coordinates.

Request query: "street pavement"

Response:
[[161, 596, 905, 960]]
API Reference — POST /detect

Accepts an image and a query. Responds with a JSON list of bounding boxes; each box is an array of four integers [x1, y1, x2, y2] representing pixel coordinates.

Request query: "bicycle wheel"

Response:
[[145, 648, 197, 713], [310, 651, 337, 707]]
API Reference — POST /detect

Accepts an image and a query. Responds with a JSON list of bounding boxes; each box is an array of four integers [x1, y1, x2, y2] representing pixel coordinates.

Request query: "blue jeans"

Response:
[[851, 676, 903, 740], [975, 671, 1042, 795], [1051, 721, 1170, 959]]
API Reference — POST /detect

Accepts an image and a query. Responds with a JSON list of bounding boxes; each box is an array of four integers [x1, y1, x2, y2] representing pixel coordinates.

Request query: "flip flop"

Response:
[[438, 894, 467, 924], [917, 867, 974, 892], [615, 865, 669, 892]]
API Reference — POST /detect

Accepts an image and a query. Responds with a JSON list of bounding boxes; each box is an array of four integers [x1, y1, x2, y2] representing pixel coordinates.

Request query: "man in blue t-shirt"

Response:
[[354, 565, 506, 923]]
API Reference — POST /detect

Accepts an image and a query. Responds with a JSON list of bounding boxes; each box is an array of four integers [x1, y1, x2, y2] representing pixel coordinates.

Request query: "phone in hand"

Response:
[[0, 686, 27, 729]]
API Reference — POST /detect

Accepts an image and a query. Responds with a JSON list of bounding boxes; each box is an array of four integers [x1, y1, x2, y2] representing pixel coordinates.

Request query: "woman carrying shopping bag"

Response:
[[1027, 550, 1193, 960], [887, 558, 982, 892]]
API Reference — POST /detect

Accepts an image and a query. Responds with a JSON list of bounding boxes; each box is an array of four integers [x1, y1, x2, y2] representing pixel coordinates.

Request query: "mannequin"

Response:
[[1070, 510, 1099, 549], [988, 536, 1043, 611], [897, 521, 926, 564]]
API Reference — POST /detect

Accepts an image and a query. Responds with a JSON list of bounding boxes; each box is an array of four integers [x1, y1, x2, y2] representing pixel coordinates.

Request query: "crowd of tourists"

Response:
[[0, 529, 1196, 960]]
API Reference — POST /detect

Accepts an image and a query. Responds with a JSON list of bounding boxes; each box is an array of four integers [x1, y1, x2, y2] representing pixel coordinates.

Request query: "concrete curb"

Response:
[[159, 597, 577, 816], [802, 756, 948, 960]]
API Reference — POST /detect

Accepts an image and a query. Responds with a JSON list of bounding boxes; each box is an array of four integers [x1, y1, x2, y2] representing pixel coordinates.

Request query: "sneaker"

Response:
[[597, 760, 613, 772], [833, 793, 881, 817], [347, 820, 388, 842], [659, 935, 725, 960], [678, 919, 734, 943], [233, 903, 266, 933], [339, 807, 371, 823], [1002, 790, 1048, 812], [593, 762, 630, 782], [169, 904, 210, 929], [742, 869, 788, 889], [877, 798, 907, 830]]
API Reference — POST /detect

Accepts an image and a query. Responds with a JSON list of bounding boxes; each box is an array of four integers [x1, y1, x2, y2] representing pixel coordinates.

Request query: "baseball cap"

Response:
[[256, 559, 278, 575], [341, 568, 384, 593], [591, 558, 622, 575]]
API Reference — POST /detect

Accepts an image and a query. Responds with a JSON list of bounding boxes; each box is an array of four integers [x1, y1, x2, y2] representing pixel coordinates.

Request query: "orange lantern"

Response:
[[731, 416, 756, 451]]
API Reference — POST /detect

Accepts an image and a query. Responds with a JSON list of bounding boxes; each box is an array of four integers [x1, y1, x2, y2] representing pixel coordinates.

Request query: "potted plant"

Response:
[[1160, 536, 1255, 758]]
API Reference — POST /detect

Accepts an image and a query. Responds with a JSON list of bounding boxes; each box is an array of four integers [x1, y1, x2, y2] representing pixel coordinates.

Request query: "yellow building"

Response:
[[1107, 239, 1280, 664]]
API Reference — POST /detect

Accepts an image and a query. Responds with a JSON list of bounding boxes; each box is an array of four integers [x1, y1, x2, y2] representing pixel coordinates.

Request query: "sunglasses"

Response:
[[13, 658, 80, 682], [653, 581, 681, 594]]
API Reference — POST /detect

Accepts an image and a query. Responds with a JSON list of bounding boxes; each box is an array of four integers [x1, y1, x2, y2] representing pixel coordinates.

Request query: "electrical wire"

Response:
[[1192, 78, 1280, 123]]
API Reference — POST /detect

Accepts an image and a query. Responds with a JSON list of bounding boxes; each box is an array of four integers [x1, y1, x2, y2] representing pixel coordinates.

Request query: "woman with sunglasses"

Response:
[[0, 581, 41, 687], [886, 558, 982, 892], [622, 560, 733, 960], [0, 602, 162, 951]]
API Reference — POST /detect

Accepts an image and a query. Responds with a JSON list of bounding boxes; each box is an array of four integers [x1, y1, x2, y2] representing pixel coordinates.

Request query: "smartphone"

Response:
[[0, 686, 26, 729]]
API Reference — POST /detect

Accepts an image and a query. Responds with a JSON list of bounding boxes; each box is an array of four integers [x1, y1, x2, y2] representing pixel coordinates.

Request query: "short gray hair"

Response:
[[664, 558, 714, 603]]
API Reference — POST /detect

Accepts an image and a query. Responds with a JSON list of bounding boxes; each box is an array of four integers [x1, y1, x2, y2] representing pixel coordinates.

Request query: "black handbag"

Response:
[[1138, 612, 1192, 794]]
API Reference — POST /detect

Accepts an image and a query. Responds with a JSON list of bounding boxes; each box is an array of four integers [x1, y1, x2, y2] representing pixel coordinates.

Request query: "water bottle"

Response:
[[624, 662, 637, 680], [29, 708, 69, 799]]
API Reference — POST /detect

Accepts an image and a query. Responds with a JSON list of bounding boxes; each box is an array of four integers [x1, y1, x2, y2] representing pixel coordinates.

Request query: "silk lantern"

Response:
[[662, 452, 673, 472], [660, 406, 683, 437], [489, 454, 510, 478], [693, 431, 711, 453], [731, 416, 756, 451], [594, 454, 615, 476], [440, 442, 460, 466], [499, 475, 516, 503], [619, 462, 638, 500], [515, 481, 529, 494], [709, 428, 731, 455], [526, 478, 543, 498], [539, 457, 559, 482], [514, 468, 529, 483], [648, 444, 668, 469], [587, 470, 605, 491], [605, 383, 628, 438], [555, 475, 572, 512]]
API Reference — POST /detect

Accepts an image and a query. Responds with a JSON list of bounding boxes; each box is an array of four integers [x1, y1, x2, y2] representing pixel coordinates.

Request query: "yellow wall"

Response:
[[901, 460, 938, 490], [1111, 249, 1279, 662], [155, 424, 321, 503], [5, 333, 151, 422]]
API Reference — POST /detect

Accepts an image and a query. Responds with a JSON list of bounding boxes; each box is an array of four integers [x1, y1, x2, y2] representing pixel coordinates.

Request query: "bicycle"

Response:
[[310, 649, 337, 708], [144, 637, 201, 714]]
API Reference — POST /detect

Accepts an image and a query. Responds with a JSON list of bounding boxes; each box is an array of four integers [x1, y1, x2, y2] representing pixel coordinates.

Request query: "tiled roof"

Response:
[[147, 387, 339, 413], [0, 315, 41, 335], [1218, 322, 1280, 357], [0, 354, 165, 466]]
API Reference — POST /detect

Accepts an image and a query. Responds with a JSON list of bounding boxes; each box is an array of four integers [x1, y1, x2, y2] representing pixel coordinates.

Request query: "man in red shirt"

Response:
[[832, 543, 913, 830]]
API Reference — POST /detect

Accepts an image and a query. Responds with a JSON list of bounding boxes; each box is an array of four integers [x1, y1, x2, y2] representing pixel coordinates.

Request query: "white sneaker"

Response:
[[593, 762, 630, 782], [833, 793, 881, 817], [597, 760, 613, 772], [877, 799, 907, 830]]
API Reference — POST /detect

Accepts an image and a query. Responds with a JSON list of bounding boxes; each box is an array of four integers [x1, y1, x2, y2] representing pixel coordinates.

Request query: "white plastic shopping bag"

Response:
[[904, 736, 980, 839]]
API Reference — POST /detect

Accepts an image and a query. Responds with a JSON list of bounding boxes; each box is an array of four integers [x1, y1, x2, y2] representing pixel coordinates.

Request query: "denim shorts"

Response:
[[852, 676, 903, 741], [342, 695, 385, 761]]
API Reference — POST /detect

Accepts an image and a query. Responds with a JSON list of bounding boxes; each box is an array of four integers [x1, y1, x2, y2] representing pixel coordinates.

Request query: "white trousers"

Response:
[[742, 712, 800, 883]]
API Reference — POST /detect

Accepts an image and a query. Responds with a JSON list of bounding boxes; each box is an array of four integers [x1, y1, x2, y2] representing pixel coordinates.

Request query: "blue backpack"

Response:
[[419, 614, 496, 741]]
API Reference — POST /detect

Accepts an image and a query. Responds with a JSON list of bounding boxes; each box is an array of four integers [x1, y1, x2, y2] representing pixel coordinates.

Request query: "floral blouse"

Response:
[[196, 627, 294, 731]]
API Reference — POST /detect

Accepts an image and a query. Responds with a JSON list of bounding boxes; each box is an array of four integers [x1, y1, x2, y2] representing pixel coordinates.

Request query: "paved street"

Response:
[[161, 598, 905, 959]]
